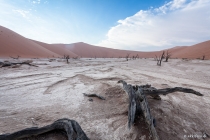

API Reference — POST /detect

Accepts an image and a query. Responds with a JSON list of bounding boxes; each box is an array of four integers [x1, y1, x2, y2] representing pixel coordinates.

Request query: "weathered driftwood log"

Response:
[[0, 118, 89, 140], [83, 93, 106, 100], [0, 60, 38, 68], [118, 80, 203, 140], [118, 80, 159, 140]]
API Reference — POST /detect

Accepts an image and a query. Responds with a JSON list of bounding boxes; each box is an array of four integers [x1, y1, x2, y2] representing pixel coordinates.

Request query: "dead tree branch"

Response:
[[118, 80, 159, 140], [118, 80, 203, 140], [73, 56, 78, 60], [83, 93, 106, 100], [125, 53, 130, 61], [0, 118, 89, 140], [10, 55, 20, 59], [135, 54, 139, 59], [140, 86, 203, 97], [164, 51, 171, 62]]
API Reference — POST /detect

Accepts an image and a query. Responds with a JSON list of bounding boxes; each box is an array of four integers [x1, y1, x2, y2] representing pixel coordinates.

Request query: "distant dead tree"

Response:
[[73, 56, 78, 60], [95, 55, 96, 59], [125, 53, 130, 61], [10, 55, 20, 59], [156, 51, 165, 66], [164, 50, 171, 62], [63, 55, 70, 63], [135, 54, 139, 59], [202, 55, 205, 60]]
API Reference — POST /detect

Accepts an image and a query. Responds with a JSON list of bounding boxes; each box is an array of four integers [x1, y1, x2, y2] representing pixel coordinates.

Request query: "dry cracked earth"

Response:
[[0, 58, 210, 140]]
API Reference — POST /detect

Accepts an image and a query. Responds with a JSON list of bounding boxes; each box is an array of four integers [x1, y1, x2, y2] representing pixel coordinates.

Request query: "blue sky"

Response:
[[0, 0, 210, 51]]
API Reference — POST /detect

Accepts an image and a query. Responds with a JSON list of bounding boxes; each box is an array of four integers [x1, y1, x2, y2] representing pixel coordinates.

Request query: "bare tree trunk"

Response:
[[164, 51, 171, 62], [118, 80, 159, 140], [202, 55, 205, 60], [157, 51, 165, 66], [118, 80, 203, 140], [135, 54, 139, 59], [125, 53, 130, 61]]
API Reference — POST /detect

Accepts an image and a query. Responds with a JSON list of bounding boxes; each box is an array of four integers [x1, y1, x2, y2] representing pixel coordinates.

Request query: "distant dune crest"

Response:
[[0, 26, 209, 59]]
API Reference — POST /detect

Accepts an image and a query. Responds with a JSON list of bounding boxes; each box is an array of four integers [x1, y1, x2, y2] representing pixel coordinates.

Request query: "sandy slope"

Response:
[[0, 26, 60, 58], [170, 41, 210, 59], [0, 25, 210, 59], [0, 58, 209, 140], [56, 42, 161, 58], [32, 40, 78, 58]]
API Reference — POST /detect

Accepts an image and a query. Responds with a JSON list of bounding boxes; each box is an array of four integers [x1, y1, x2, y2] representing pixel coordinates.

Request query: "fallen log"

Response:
[[0, 118, 89, 140], [0, 60, 38, 68], [118, 80, 159, 140], [83, 93, 105, 100], [118, 80, 203, 140]]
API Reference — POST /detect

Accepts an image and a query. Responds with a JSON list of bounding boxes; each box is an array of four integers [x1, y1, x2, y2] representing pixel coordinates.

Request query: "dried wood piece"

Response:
[[0, 118, 89, 140], [118, 80, 203, 140], [0, 60, 38, 68], [83, 93, 105, 100], [142, 86, 203, 96], [136, 87, 159, 140], [118, 80, 159, 140]]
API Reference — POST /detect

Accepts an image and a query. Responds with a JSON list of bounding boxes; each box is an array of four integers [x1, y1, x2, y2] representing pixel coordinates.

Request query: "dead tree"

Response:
[[118, 80, 203, 140], [0, 118, 89, 140], [125, 53, 130, 61], [164, 51, 171, 62], [10, 55, 20, 59], [156, 51, 165, 66], [202, 55, 205, 60], [66, 55, 70, 63], [73, 56, 78, 60], [62, 55, 69, 63], [118, 80, 159, 140], [135, 54, 139, 59]]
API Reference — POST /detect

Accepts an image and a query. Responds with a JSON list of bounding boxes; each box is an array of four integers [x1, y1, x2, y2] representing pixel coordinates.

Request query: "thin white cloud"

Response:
[[0, 1, 72, 43], [32, 0, 41, 4], [13, 9, 30, 18], [97, 0, 210, 51]]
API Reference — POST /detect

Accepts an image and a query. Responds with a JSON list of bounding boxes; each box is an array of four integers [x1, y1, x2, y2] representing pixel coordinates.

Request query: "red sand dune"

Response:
[[0, 25, 209, 59], [31, 40, 78, 58], [54, 42, 160, 58], [169, 41, 210, 59], [0, 26, 60, 58]]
